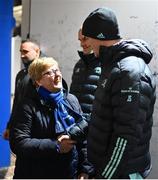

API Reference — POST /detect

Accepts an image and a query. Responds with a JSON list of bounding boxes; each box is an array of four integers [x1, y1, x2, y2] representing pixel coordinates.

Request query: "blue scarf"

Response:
[[37, 86, 82, 134]]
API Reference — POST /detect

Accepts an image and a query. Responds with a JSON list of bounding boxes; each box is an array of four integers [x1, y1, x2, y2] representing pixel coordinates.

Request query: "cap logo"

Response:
[[97, 33, 105, 39]]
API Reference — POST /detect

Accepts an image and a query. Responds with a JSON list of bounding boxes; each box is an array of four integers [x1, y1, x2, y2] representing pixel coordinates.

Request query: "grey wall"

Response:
[[11, 36, 21, 95], [27, 0, 158, 85], [22, 0, 158, 178]]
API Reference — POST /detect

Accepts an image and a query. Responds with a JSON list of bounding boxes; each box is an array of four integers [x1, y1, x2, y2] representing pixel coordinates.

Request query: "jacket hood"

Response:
[[99, 39, 153, 65]]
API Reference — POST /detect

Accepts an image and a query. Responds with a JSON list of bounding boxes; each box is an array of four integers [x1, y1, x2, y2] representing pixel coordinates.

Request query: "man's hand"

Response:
[[3, 129, 10, 140], [57, 134, 76, 153], [78, 173, 89, 179]]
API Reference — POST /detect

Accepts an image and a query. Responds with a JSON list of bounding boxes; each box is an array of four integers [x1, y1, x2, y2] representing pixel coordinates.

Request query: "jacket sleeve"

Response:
[[66, 93, 94, 176], [76, 140, 95, 177], [9, 102, 59, 159], [66, 93, 89, 143], [6, 72, 20, 129], [67, 117, 88, 143], [99, 69, 151, 179]]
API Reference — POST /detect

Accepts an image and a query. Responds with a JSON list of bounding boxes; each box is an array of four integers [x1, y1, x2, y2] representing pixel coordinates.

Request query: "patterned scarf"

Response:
[[37, 86, 82, 134]]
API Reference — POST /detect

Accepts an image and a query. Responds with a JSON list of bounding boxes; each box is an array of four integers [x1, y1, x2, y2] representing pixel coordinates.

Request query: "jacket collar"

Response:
[[78, 51, 99, 65]]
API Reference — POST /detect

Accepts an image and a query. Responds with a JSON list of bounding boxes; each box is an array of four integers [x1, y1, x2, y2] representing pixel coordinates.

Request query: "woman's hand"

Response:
[[57, 134, 76, 153], [78, 173, 89, 179]]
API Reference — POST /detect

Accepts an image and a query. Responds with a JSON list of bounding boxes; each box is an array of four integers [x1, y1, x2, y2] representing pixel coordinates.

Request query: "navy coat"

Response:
[[9, 80, 92, 179]]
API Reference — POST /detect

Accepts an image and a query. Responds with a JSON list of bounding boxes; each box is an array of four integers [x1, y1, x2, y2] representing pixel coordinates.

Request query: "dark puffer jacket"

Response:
[[87, 39, 156, 179], [9, 80, 92, 179], [70, 51, 101, 117]]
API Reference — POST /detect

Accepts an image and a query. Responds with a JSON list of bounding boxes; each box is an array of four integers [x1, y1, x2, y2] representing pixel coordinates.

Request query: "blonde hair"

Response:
[[28, 57, 58, 81]]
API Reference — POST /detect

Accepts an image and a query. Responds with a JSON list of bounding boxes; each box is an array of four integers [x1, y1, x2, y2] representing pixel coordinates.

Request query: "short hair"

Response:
[[21, 39, 40, 50], [28, 57, 58, 81]]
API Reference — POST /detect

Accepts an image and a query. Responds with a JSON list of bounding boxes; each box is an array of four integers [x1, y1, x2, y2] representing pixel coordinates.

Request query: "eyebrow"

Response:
[[42, 68, 60, 76], [20, 49, 29, 53]]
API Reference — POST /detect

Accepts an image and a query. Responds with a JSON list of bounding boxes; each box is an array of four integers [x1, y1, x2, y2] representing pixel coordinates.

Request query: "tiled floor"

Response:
[[0, 154, 15, 179]]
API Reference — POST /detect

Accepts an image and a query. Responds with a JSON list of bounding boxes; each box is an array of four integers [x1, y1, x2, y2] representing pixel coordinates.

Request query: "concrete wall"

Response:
[[11, 36, 21, 95], [26, 0, 158, 85], [21, 0, 30, 39], [22, 0, 158, 178]]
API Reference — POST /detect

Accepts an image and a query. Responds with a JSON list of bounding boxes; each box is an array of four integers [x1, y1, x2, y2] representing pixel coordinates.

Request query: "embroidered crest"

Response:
[[101, 79, 107, 88], [121, 87, 139, 102], [94, 67, 101, 74], [97, 33, 105, 39], [75, 68, 80, 73]]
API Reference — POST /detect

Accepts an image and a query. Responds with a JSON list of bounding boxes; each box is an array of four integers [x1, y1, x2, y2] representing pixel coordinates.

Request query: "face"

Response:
[[20, 42, 40, 64], [78, 29, 92, 55], [36, 64, 62, 93], [83, 37, 100, 57]]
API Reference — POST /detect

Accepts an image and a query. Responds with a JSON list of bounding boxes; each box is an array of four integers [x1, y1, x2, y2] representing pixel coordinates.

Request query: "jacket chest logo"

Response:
[[121, 87, 139, 94], [121, 87, 140, 102], [74, 68, 80, 73], [101, 79, 107, 88], [94, 67, 101, 74]]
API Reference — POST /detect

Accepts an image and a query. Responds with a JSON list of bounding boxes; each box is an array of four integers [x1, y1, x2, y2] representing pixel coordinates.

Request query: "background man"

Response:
[[70, 28, 99, 178], [70, 28, 101, 119], [3, 40, 41, 140]]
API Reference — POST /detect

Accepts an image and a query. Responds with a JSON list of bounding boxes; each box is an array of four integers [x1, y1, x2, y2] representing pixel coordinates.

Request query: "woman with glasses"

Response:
[[9, 57, 93, 179]]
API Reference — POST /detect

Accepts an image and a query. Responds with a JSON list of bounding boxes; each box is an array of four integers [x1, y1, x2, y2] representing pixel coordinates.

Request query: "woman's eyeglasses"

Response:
[[42, 69, 60, 77]]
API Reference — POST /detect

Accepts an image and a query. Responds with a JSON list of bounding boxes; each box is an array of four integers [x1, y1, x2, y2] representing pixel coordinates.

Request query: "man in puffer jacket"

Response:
[[70, 28, 101, 119], [70, 29, 100, 178], [82, 7, 156, 179]]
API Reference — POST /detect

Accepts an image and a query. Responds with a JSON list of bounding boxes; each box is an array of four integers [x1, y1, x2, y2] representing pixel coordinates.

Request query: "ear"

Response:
[[36, 79, 42, 86], [36, 48, 40, 57]]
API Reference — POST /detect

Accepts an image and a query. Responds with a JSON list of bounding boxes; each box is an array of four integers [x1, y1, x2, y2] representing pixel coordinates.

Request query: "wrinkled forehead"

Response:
[[20, 42, 35, 52]]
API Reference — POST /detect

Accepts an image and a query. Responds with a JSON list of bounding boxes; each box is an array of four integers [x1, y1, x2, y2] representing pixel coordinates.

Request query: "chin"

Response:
[[51, 88, 61, 93], [83, 49, 91, 55], [54, 84, 62, 91]]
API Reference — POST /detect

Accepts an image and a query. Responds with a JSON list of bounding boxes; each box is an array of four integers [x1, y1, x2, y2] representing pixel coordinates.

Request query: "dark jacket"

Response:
[[70, 51, 101, 117], [9, 80, 92, 179], [87, 39, 156, 179], [7, 68, 30, 128], [7, 53, 45, 129]]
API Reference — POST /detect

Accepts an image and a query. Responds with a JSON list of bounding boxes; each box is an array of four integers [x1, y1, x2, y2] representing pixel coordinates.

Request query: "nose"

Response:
[[21, 54, 24, 58], [54, 69, 61, 76], [21, 52, 25, 58]]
